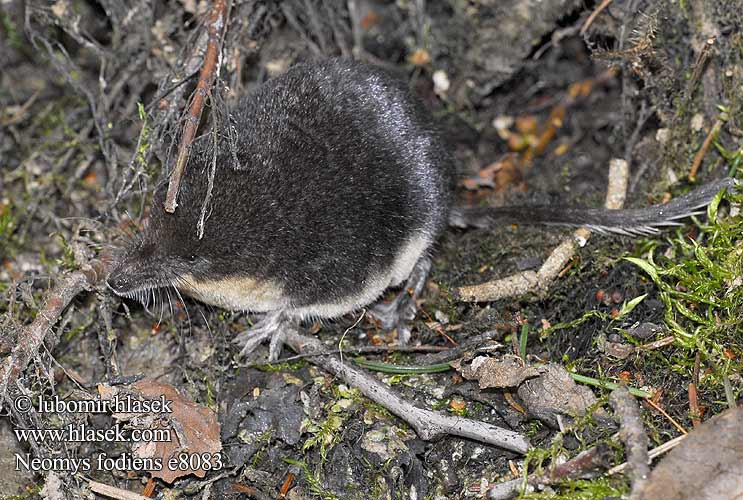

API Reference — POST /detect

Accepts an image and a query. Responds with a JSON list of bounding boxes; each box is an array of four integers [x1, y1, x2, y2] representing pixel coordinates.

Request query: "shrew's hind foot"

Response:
[[233, 310, 296, 361], [367, 257, 432, 345]]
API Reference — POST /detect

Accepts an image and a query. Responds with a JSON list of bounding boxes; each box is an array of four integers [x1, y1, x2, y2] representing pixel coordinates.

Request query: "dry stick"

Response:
[[0, 264, 103, 398], [644, 398, 687, 435], [689, 352, 702, 428], [114, 30, 209, 208], [688, 382, 702, 429], [483, 443, 612, 500], [688, 117, 723, 182], [282, 329, 530, 454], [686, 37, 716, 97], [607, 433, 686, 476], [1, 87, 43, 126], [164, 0, 228, 213], [580, 0, 614, 35], [456, 158, 629, 302], [610, 385, 650, 499], [89, 480, 151, 500]]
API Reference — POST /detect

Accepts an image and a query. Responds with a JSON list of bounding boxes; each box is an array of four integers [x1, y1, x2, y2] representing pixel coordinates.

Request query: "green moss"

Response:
[[301, 386, 357, 463], [283, 458, 344, 500], [625, 183, 743, 401], [0, 11, 23, 50], [255, 359, 308, 372], [249, 428, 274, 468], [522, 477, 629, 500], [0, 207, 17, 258], [53, 233, 78, 271]]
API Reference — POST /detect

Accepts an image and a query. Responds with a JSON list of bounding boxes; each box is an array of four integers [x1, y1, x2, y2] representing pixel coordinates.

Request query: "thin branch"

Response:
[[89, 480, 151, 500], [164, 0, 229, 213], [610, 385, 650, 499], [283, 329, 530, 454], [689, 117, 723, 181], [1, 263, 103, 399], [580, 0, 614, 35], [607, 434, 687, 476], [483, 443, 612, 499]]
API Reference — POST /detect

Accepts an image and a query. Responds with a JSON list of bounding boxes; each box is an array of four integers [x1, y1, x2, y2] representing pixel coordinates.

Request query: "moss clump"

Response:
[[522, 477, 628, 500], [626, 183, 742, 402]]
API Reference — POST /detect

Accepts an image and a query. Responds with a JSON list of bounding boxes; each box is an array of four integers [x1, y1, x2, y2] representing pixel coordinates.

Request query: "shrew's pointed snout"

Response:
[[105, 255, 173, 305], [106, 273, 129, 295], [106, 258, 156, 297], [106, 269, 133, 296]]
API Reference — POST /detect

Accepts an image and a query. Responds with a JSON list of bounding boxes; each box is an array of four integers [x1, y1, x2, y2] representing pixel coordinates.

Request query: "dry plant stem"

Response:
[[89, 480, 151, 500], [607, 434, 686, 476], [689, 353, 702, 428], [580, 0, 614, 35], [610, 385, 649, 498], [164, 0, 229, 213], [485, 444, 612, 500], [1, 268, 100, 398], [689, 118, 723, 181], [688, 382, 702, 429], [457, 159, 628, 302], [686, 37, 715, 98], [644, 398, 687, 435], [142, 478, 156, 497], [283, 329, 530, 454], [420, 328, 504, 365], [275, 343, 451, 363]]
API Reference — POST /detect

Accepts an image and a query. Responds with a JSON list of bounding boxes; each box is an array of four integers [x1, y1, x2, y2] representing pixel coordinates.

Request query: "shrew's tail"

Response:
[[448, 177, 736, 236]]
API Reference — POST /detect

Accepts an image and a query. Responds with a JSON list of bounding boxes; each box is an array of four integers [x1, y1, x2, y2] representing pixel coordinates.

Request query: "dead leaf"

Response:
[[99, 379, 222, 484], [460, 155, 521, 192], [517, 363, 601, 428], [449, 398, 466, 411], [360, 425, 413, 461], [360, 11, 379, 30], [601, 339, 636, 359], [515, 115, 538, 134], [638, 406, 743, 500], [452, 354, 539, 389]]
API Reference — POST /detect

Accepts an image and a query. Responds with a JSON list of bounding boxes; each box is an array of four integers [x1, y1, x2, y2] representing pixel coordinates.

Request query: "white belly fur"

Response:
[[177, 234, 431, 319], [177, 274, 290, 312]]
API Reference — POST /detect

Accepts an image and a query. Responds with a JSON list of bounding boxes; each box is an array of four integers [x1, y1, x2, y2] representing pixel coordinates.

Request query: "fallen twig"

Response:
[[1, 263, 103, 399], [282, 329, 530, 454], [689, 353, 702, 428], [89, 480, 151, 500], [607, 434, 686, 476], [164, 0, 229, 213], [482, 443, 612, 499], [644, 398, 687, 435], [688, 117, 723, 182], [457, 158, 628, 302], [1, 87, 43, 127], [610, 385, 649, 499], [686, 36, 716, 101], [580, 0, 614, 35], [419, 328, 505, 365], [273, 343, 451, 363]]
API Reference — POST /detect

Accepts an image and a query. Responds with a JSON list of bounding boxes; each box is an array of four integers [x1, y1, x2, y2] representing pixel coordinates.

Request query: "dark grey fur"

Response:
[[449, 176, 735, 236], [108, 59, 452, 308]]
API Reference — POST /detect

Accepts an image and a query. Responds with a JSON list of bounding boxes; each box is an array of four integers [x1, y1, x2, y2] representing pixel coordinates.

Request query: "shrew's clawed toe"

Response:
[[233, 311, 296, 361]]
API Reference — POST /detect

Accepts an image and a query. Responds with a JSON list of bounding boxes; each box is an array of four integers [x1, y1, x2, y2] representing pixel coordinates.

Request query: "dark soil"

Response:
[[1, 1, 741, 499]]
